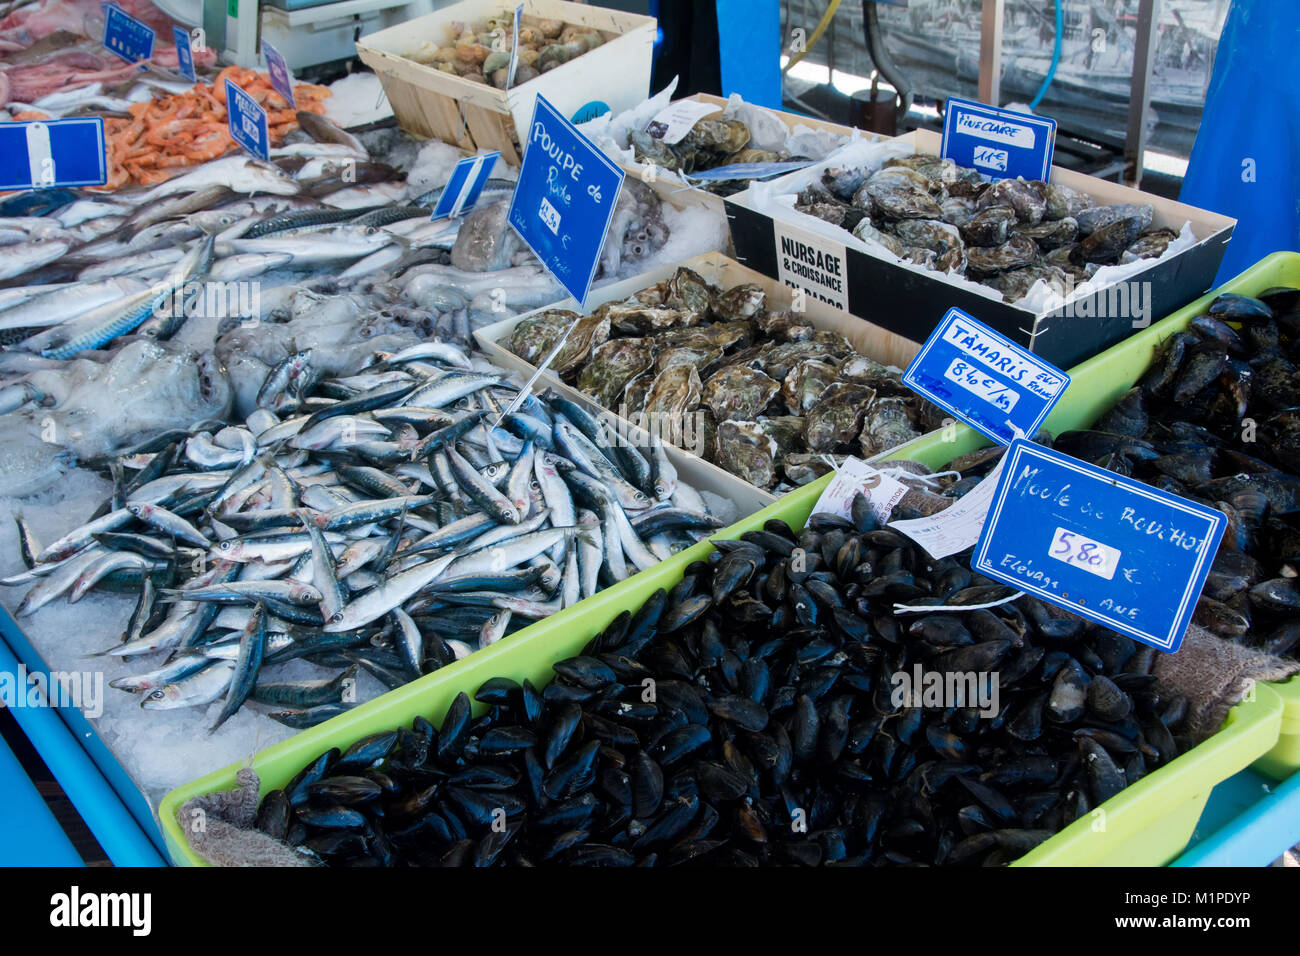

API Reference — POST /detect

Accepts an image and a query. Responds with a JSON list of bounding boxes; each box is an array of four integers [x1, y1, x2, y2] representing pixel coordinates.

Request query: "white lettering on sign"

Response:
[[972, 146, 1008, 172], [531, 122, 585, 186], [774, 224, 848, 312], [955, 114, 1036, 149], [539, 196, 561, 235], [943, 357, 1020, 413], [941, 320, 1067, 399], [1049, 527, 1121, 580]]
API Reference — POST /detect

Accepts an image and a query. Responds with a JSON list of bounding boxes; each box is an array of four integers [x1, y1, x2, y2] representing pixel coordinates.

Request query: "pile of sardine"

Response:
[[794, 152, 1178, 303], [504, 266, 946, 491], [1054, 287, 1300, 656], [4, 344, 726, 730], [248, 475, 1186, 866]]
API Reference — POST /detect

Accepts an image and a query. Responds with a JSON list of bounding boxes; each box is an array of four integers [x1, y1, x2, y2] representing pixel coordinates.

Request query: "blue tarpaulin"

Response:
[[716, 0, 781, 108], [1180, 0, 1300, 282]]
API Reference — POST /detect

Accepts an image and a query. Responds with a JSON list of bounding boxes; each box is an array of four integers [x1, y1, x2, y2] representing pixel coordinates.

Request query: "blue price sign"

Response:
[[941, 97, 1057, 182], [973, 440, 1226, 652], [0, 118, 107, 190], [173, 25, 195, 83], [902, 308, 1069, 446], [225, 79, 269, 161], [507, 94, 625, 308], [262, 41, 295, 109], [102, 4, 155, 65], [434, 151, 500, 219]]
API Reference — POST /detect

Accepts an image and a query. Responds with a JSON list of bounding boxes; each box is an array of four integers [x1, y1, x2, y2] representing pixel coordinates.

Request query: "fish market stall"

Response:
[[0, 0, 1296, 880]]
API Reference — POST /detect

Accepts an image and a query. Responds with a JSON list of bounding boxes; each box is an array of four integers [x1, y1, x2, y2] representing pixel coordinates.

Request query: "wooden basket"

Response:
[[356, 0, 656, 163]]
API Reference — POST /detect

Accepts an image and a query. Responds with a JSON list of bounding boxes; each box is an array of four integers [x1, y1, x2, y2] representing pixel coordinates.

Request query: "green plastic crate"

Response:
[[160, 252, 1300, 867], [159, 463, 1284, 868]]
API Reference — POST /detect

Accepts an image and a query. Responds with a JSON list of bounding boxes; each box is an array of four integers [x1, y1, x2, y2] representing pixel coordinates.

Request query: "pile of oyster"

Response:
[[795, 153, 1179, 303], [630, 118, 782, 196], [503, 266, 946, 490], [409, 15, 605, 88]]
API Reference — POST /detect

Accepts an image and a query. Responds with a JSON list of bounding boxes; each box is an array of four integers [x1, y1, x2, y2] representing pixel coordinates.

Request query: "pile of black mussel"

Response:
[[254, 484, 1189, 866], [1055, 287, 1300, 655]]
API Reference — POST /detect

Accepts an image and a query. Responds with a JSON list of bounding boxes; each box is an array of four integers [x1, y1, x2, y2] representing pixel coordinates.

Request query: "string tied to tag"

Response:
[[892, 590, 1025, 615]]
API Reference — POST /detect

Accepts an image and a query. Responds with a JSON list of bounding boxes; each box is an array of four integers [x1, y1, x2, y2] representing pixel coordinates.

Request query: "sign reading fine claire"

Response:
[[773, 223, 848, 312], [941, 97, 1057, 182]]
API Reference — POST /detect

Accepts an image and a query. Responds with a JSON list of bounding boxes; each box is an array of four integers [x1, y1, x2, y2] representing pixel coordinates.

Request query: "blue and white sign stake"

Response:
[[433, 151, 500, 219], [225, 79, 269, 162], [0, 118, 107, 190], [262, 41, 295, 109], [941, 97, 1057, 181], [507, 94, 625, 308], [902, 308, 1069, 446], [972, 440, 1226, 653], [102, 4, 155, 65], [172, 25, 196, 83]]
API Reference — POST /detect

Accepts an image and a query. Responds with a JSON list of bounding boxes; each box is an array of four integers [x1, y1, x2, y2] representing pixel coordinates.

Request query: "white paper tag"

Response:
[[888, 459, 1005, 559], [812, 458, 909, 524], [774, 223, 849, 312], [644, 99, 722, 145]]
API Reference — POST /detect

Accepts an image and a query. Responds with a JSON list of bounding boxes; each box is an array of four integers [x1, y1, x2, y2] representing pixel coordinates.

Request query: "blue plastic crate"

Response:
[[0, 620, 164, 866], [1172, 768, 1300, 867]]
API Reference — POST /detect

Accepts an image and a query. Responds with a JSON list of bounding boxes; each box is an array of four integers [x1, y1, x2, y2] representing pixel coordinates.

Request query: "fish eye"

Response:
[[329, 612, 344, 624], [218, 540, 232, 550]]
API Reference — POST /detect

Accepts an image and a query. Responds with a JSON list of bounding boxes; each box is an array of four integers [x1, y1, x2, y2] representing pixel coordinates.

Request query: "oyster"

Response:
[[822, 166, 868, 201], [884, 153, 960, 183], [782, 452, 838, 486], [758, 415, 806, 456], [685, 117, 751, 154], [852, 217, 906, 257], [728, 148, 783, 165], [665, 266, 715, 314], [1070, 216, 1146, 265], [642, 364, 702, 425], [714, 420, 777, 489], [1076, 203, 1154, 236], [577, 337, 655, 407], [965, 236, 1041, 278], [839, 354, 898, 390], [1123, 227, 1180, 262], [629, 130, 681, 171], [782, 358, 840, 414], [859, 397, 921, 456], [855, 166, 944, 220], [701, 365, 780, 421], [1042, 182, 1095, 221], [600, 301, 697, 335], [506, 309, 580, 364], [655, 345, 722, 373], [976, 179, 1046, 224], [1013, 217, 1078, 251], [756, 332, 853, 379], [960, 206, 1018, 247], [713, 283, 766, 321], [986, 264, 1071, 303], [552, 314, 611, 376], [804, 382, 876, 452]]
